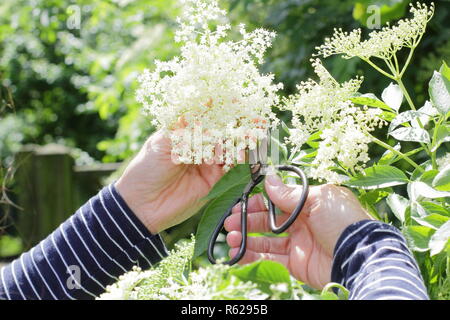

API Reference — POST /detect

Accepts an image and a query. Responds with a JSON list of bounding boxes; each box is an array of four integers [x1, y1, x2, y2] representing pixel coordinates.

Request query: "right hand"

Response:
[[224, 175, 372, 289]]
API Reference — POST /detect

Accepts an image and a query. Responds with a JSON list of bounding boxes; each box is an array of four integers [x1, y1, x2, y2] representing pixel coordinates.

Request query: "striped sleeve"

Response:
[[331, 219, 429, 300], [0, 184, 168, 300]]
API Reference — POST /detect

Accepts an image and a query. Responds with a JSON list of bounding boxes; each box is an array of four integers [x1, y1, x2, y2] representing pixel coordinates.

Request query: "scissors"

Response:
[[207, 135, 309, 265]]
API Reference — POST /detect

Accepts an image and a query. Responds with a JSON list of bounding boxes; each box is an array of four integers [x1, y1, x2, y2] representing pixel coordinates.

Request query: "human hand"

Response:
[[115, 130, 224, 234], [224, 175, 372, 289]]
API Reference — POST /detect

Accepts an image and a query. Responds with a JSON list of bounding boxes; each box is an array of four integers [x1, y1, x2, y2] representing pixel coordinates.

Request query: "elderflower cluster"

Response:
[[283, 59, 385, 184], [136, 0, 282, 168], [316, 2, 434, 60], [154, 264, 268, 300]]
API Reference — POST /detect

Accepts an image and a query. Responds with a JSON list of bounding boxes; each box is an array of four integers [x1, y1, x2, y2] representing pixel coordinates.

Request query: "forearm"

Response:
[[0, 184, 168, 300], [331, 220, 429, 300]]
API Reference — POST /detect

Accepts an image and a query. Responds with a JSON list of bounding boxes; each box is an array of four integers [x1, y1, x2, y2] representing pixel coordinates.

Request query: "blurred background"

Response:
[[1, 0, 449, 265]]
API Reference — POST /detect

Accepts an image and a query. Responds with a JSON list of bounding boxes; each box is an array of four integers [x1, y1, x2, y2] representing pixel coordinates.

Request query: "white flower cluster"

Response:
[[283, 59, 385, 184], [154, 264, 268, 300], [136, 0, 282, 168], [316, 2, 434, 60], [98, 236, 268, 300]]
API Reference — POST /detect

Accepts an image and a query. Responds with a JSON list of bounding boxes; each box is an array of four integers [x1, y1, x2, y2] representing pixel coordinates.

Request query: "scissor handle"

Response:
[[207, 173, 264, 265], [267, 164, 309, 234], [207, 195, 247, 265]]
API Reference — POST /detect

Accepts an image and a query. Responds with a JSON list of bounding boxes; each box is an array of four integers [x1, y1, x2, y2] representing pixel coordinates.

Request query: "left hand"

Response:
[[115, 130, 224, 234]]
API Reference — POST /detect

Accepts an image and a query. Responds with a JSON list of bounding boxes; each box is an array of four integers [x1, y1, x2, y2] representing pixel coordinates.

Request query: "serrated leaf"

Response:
[[440, 61, 450, 81], [390, 127, 430, 143], [432, 165, 450, 191], [231, 260, 291, 295], [386, 193, 409, 222], [405, 225, 435, 252], [420, 201, 450, 217], [419, 170, 438, 185], [203, 165, 250, 200], [431, 124, 450, 152], [413, 214, 449, 230], [194, 185, 247, 258], [409, 181, 450, 200], [429, 71, 450, 115], [389, 110, 426, 133], [344, 165, 409, 189], [350, 93, 393, 111], [429, 220, 450, 256]]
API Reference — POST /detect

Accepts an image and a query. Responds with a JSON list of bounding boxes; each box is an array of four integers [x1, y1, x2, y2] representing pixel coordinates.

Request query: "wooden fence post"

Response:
[[14, 144, 75, 250]]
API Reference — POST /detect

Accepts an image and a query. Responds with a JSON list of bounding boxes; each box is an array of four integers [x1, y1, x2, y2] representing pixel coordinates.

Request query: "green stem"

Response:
[[390, 147, 424, 165], [362, 58, 396, 80], [393, 54, 400, 75], [396, 77, 417, 111], [396, 77, 433, 157], [372, 136, 423, 172]]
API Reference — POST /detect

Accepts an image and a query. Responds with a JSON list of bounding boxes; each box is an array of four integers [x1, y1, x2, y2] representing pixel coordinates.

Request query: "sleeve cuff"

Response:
[[331, 219, 403, 286]]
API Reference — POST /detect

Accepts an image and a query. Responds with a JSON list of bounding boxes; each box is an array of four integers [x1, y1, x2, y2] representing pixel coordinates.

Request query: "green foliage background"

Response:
[[1, 0, 448, 165]]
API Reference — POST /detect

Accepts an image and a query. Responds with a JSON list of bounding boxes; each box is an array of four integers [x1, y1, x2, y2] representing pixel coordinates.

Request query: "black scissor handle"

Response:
[[267, 165, 309, 234], [207, 175, 263, 265]]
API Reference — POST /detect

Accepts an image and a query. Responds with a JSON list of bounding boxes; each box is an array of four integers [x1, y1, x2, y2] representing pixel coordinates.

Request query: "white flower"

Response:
[[282, 59, 385, 184], [316, 2, 434, 60], [136, 0, 282, 168]]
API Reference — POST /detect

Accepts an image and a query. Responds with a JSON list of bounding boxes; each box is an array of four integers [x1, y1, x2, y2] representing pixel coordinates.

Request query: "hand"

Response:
[[224, 175, 372, 289], [115, 130, 224, 234]]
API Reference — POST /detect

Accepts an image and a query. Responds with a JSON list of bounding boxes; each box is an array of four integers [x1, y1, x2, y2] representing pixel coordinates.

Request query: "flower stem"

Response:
[[395, 77, 433, 157], [396, 78, 417, 111], [371, 136, 423, 172], [362, 58, 396, 80]]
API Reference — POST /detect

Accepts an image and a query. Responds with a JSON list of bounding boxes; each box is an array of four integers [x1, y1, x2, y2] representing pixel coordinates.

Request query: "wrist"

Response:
[[114, 179, 161, 234]]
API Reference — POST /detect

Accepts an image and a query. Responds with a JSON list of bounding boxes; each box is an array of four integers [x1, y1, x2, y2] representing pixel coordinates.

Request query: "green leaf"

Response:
[[419, 170, 438, 185], [231, 260, 291, 295], [405, 225, 435, 252], [386, 193, 409, 223], [431, 124, 450, 152], [194, 185, 247, 258], [411, 160, 432, 181], [380, 111, 397, 122], [429, 71, 450, 115], [409, 181, 450, 200], [433, 165, 450, 191], [429, 220, 450, 256], [439, 61, 450, 82], [203, 165, 250, 200], [389, 110, 425, 133], [350, 93, 393, 111], [413, 214, 449, 230], [390, 127, 430, 143], [344, 165, 409, 190], [420, 201, 450, 217]]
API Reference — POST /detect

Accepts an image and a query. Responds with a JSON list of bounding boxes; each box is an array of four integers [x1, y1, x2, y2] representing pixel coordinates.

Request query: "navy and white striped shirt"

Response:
[[0, 184, 168, 300], [0, 185, 428, 300], [331, 220, 429, 300]]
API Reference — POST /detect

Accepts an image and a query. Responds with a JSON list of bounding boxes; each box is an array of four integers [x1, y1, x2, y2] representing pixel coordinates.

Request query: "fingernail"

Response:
[[266, 174, 283, 187]]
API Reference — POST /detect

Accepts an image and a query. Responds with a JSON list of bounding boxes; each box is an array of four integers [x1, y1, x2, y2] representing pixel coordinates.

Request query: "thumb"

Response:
[[264, 174, 306, 213]]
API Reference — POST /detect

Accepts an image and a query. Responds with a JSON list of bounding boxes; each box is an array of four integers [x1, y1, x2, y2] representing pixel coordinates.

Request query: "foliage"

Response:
[[98, 236, 348, 300], [1, 0, 448, 164]]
